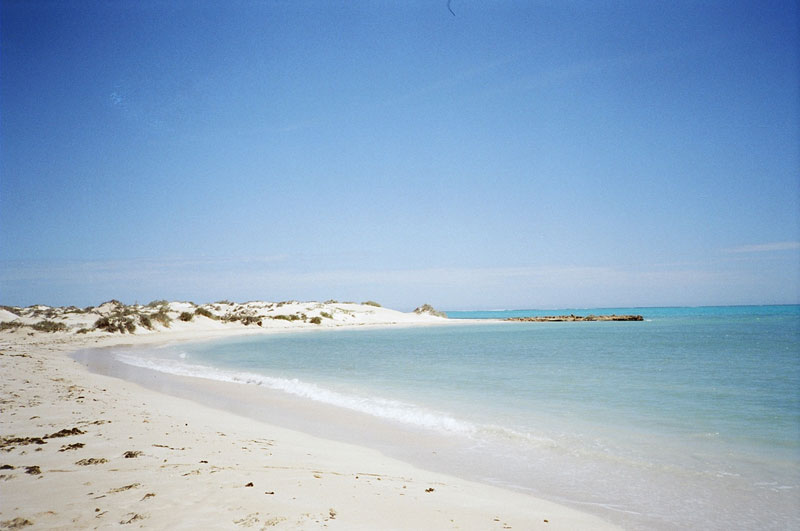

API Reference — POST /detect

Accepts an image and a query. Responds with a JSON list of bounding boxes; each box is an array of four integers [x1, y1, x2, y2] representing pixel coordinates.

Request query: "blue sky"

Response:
[[1, 1, 798, 310]]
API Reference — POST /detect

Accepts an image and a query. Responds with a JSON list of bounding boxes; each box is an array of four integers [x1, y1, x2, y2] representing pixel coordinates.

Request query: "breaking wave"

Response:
[[115, 353, 476, 435]]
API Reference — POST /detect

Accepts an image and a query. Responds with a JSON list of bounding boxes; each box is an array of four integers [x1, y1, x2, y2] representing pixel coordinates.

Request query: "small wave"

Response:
[[572, 501, 643, 516], [689, 432, 720, 439], [476, 424, 559, 448], [115, 353, 476, 435]]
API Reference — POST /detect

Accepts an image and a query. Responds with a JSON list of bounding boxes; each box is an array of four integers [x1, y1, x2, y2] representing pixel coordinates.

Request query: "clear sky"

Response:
[[1, 1, 798, 310]]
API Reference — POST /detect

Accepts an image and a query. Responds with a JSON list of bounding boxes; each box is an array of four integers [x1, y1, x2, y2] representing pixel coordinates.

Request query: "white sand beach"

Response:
[[1, 301, 618, 530]]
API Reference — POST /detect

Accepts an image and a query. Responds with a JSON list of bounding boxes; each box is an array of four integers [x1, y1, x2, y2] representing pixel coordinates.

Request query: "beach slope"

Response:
[[1, 301, 617, 530]]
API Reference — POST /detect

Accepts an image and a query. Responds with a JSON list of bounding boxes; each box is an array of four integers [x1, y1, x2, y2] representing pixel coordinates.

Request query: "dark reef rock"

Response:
[[506, 314, 643, 322]]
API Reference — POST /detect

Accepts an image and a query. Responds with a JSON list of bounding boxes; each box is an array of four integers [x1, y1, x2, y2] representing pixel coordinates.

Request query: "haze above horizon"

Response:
[[2, 1, 798, 311]]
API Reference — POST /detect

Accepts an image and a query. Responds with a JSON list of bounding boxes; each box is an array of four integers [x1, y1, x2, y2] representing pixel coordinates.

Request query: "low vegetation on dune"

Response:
[[270, 314, 303, 322], [224, 313, 262, 326], [150, 307, 172, 328], [0, 321, 24, 331], [0, 298, 438, 335], [138, 314, 153, 330], [32, 320, 69, 333], [94, 315, 137, 334], [414, 304, 448, 318], [194, 307, 218, 320]]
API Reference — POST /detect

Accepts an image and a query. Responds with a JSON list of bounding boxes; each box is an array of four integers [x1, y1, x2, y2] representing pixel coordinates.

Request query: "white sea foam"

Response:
[[475, 424, 559, 449], [115, 353, 476, 435]]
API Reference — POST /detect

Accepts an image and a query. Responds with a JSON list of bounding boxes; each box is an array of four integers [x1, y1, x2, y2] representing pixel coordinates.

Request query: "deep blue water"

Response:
[[110, 305, 800, 530]]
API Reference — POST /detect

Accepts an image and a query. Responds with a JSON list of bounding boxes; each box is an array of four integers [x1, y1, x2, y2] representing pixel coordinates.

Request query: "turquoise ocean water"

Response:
[[98, 305, 799, 529]]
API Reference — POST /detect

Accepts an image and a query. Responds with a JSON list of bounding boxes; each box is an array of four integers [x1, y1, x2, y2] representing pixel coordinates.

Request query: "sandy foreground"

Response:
[[1, 301, 618, 530]]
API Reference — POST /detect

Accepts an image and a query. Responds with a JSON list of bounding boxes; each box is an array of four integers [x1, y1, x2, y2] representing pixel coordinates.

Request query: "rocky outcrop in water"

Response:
[[506, 314, 643, 322]]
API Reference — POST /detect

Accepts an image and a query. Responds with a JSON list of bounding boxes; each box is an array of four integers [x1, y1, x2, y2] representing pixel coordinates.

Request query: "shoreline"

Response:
[[1, 306, 618, 530]]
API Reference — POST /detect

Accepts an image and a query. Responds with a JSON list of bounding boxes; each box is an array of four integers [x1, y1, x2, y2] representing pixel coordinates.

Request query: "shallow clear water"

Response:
[[104, 305, 800, 529]]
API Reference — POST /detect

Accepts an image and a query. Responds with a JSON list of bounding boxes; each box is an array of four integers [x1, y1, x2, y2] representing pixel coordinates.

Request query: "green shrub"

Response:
[[222, 313, 261, 325], [320, 311, 333, 319], [413, 304, 448, 318], [240, 315, 262, 326], [146, 299, 169, 308], [178, 312, 194, 322], [94, 316, 112, 331], [138, 314, 153, 330], [94, 316, 136, 334], [150, 308, 171, 328], [271, 314, 301, 322], [76, 328, 91, 334], [362, 300, 381, 307], [310, 316, 322, 325], [194, 307, 218, 319], [0, 321, 24, 331], [32, 320, 68, 332]]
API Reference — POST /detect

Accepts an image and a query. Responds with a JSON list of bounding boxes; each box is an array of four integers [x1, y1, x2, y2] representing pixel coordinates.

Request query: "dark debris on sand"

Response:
[[45, 427, 85, 439], [0, 517, 34, 529], [0, 436, 46, 449], [76, 458, 107, 466], [59, 443, 85, 452]]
